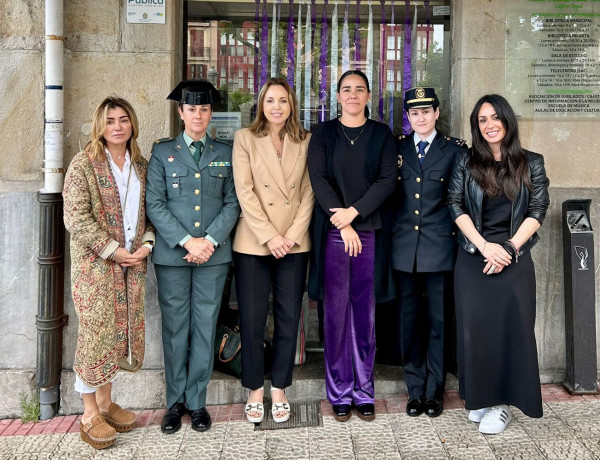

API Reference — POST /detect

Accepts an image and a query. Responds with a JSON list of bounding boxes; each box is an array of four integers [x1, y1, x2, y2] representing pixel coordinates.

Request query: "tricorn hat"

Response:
[[403, 87, 440, 110], [167, 80, 222, 105]]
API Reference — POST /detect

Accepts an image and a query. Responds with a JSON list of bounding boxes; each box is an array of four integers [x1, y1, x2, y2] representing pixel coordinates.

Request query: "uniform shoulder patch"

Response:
[[154, 137, 173, 144]]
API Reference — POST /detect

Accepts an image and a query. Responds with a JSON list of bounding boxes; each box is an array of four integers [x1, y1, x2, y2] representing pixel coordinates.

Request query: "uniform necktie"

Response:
[[417, 140, 429, 165], [192, 140, 204, 163]]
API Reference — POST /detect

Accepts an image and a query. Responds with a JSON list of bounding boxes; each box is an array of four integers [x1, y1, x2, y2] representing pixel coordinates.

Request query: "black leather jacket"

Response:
[[447, 148, 550, 256]]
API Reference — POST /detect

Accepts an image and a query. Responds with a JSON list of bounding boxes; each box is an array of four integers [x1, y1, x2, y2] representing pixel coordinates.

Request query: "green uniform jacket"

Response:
[[146, 132, 240, 266]]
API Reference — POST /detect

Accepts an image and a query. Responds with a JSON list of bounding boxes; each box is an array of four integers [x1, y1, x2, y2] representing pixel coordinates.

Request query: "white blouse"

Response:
[[106, 149, 141, 251]]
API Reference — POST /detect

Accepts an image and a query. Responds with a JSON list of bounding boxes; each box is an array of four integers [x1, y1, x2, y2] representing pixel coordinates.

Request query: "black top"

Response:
[[308, 119, 397, 231], [482, 192, 512, 243]]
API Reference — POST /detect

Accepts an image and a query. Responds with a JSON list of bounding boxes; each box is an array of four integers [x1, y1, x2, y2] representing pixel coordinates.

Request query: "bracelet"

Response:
[[142, 242, 153, 252], [107, 248, 117, 261], [480, 241, 488, 253], [503, 240, 520, 263]]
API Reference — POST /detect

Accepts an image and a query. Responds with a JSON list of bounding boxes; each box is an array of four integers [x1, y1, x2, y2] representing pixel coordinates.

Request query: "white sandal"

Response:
[[270, 386, 291, 423], [245, 402, 264, 423], [245, 387, 264, 423]]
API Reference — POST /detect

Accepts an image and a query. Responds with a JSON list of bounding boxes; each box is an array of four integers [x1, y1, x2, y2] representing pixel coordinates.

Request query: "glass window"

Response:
[[186, 1, 452, 134]]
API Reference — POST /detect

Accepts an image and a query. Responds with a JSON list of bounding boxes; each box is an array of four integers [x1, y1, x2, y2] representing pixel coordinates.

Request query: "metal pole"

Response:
[[38, 0, 67, 420]]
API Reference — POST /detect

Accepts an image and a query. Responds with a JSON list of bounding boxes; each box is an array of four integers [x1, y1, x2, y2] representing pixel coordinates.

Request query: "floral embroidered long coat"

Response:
[[63, 151, 154, 387]]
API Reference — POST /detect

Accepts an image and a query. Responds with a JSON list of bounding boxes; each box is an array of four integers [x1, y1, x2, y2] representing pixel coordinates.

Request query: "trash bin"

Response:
[[562, 199, 598, 394]]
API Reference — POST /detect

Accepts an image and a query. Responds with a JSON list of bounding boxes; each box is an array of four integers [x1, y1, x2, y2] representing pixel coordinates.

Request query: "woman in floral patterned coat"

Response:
[[63, 96, 155, 449]]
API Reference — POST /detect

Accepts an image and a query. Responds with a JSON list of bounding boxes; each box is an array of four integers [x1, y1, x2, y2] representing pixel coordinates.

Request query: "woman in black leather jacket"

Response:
[[447, 94, 549, 435]]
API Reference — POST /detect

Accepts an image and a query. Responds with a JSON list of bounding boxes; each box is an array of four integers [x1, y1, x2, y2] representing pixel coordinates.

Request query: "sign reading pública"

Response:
[[506, 0, 600, 118], [127, 0, 166, 24]]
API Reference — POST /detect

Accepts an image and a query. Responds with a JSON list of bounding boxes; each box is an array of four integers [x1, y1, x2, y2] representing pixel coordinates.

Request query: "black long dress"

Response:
[[454, 189, 543, 418]]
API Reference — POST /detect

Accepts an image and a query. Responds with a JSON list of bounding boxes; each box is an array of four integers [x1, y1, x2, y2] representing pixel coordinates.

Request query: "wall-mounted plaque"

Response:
[[506, 0, 600, 118]]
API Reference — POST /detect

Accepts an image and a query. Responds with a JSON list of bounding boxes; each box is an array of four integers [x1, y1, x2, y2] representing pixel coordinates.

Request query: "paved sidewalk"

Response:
[[1, 385, 600, 459]]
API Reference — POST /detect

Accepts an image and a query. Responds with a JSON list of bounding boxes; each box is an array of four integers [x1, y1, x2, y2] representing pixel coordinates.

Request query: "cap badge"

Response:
[[415, 88, 426, 99]]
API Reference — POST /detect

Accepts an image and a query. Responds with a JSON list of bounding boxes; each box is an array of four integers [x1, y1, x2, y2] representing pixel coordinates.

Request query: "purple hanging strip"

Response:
[[378, 0, 386, 121], [424, 0, 431, 71], [260, 0, 269, 88], [402, 0, 412, 134], [254, 0, 260, 96], [354, 0, 361, 62], [388, 0, 395, 131], [287, 0, 295, 87], [319, 0, 329, 122]]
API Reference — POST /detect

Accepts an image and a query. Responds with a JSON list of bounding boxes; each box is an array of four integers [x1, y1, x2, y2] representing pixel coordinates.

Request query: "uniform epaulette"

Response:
[[213, 137, 233, 147], [445, 136, 468, 148], [154, 137, 173, 144]]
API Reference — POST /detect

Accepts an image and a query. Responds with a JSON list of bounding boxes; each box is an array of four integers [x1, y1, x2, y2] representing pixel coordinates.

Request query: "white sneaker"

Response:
[[468, 408, 488, 423], [479, 405, 512, 434]]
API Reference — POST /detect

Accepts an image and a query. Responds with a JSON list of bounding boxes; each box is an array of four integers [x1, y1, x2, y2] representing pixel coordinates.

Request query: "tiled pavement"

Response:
[[1, 385, 600, 459]]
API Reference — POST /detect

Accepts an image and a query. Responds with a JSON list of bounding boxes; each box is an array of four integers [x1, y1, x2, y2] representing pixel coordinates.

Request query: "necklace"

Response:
[[340, 120, 366, 145], [271, 136, 283, 158]]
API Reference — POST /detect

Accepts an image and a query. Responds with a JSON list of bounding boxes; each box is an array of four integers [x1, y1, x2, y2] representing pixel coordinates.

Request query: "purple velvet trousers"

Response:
[[323, 228, 376, 405]]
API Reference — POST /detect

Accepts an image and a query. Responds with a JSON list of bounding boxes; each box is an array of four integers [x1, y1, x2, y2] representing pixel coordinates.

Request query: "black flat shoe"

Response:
[[425, 399, 443, 418], [406, 398, 425, 417], [332, 404, 352, 422], [190, 407, 212, 432], [161, 402, 187, 434], [356, 403, 375, 422]]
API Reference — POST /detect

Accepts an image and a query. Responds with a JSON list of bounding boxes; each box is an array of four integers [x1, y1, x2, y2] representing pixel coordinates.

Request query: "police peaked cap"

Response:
[[403, 87, 440, 110], [167, 80, 222, 105]]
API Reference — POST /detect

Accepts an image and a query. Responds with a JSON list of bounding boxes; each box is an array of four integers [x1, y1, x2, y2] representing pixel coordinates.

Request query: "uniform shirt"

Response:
[[413, 130, 437, 157], [178, 132, 219, 248], [106, 148, 140, 251]]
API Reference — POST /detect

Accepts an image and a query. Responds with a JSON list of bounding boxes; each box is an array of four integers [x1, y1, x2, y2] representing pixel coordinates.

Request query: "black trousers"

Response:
[[235, 252, 309, 390], [394, 269, 452, 401]]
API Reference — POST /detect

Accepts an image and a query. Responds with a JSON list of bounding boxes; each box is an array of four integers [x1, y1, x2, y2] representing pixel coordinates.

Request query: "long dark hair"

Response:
[[247, 77, 308, 142], [469, 94, 531, 200], [337, 69, 371, 118]]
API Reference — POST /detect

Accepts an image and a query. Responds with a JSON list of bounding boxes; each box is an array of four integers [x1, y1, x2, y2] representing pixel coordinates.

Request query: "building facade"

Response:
[[0, 0, 598, 417]]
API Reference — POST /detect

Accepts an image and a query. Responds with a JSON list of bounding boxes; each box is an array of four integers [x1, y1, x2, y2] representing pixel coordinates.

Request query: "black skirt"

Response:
[[454, 249, 543, 418]]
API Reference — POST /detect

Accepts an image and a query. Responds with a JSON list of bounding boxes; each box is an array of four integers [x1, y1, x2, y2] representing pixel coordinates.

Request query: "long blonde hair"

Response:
[[247, 78, 308, 143], [84, 96, 142, 162]]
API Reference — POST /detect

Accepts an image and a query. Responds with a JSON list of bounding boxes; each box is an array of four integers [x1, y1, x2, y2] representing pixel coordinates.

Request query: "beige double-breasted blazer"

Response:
[[232, 128, 314, 256]]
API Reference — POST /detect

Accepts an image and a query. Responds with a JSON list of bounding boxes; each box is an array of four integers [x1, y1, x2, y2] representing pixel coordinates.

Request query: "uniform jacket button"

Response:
[[416, 177, 421, 183], [264, 183, 269, 187], [414, 225, 419, 231], [414, 210, 420, 215], [195, 206, 200, 211], [291, 184, 295, 188], [268, 202, 273, 206], [194, 222, 200, 227], [286, 201, 290, 205], [415, 193, 420, 199], [195, 173, 200, 178], [195, 189, 200, 195]]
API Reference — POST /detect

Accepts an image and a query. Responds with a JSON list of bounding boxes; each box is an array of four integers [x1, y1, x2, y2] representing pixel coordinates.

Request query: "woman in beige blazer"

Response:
[[232, 77, 314, 424]]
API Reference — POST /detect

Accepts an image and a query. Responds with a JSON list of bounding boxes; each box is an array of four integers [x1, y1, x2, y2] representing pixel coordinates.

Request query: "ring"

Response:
[[489, 264, 497, 274]]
